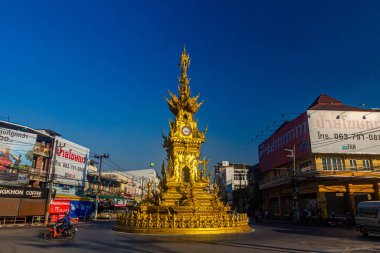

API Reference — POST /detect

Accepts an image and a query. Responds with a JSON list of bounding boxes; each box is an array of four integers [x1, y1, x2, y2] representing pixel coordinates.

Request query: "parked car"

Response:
[[356, 201, 380, 236], [94, 210, 117, 220]]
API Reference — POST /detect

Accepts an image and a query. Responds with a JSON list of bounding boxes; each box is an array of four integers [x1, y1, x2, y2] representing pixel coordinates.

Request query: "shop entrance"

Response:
[[325, 192, 348, 216], [269, 197, 279, 216]]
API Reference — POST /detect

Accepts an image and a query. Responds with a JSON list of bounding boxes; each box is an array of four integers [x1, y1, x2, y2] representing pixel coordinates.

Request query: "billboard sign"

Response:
[[70, 200, 93, 219], [258, 113, 311, 172], [53, 137, 89, 187], [222, 161, 229, 166], [308, 110, 380, 154], [49, 198, 70, 222], [54, 184, 76, 196], [0, 185, 48, 199], [114, 198, 127, 207], [0, 127, 37, 186]]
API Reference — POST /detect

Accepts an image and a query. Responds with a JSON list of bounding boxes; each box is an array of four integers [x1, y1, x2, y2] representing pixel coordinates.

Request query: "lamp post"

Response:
[[285, 144, 299, 223]]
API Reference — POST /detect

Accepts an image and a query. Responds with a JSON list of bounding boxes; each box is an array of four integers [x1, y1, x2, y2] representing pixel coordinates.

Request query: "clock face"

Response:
[[181, 126, 192, 136]]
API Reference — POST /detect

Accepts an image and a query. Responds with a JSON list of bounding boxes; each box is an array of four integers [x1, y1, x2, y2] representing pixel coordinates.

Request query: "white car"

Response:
[[95, 210, 116, 220], [356, 201, 380, 236]]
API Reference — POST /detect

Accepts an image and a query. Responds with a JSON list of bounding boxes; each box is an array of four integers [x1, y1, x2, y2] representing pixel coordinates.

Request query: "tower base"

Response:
[[113, 225, 253, 235]]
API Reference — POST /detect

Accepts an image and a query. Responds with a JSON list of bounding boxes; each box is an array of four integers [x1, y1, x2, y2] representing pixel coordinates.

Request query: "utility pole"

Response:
[[93, 153, 109, 220], [141, 176, 145, 199], [44, 140, 65, 224], [239, 170, 242, 212], [285, 144, 299, 223]]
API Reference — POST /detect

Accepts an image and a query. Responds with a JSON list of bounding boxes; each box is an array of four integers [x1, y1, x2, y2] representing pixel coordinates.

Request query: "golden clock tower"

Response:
[[163, 47, 208, 185], [115, 48, 251, 234]]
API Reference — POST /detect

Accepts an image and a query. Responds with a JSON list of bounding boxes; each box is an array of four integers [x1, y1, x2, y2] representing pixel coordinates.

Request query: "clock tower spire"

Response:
[[163, 48, 207, 184]]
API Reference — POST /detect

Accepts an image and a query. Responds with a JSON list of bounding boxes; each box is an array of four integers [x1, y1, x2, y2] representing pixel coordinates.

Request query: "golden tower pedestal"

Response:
[[115, 48, 252, 234]]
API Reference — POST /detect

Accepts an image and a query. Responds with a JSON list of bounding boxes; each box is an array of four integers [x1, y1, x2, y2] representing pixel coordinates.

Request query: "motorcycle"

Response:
[[43, 223, 77, 240]]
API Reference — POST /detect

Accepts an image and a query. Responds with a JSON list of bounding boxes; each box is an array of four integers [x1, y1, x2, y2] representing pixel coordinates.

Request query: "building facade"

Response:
[[120, 169, 159, 202], [214, 161, 253, 211], [259, 94, 380, 220], [0, 120, 92, 223], [0, 121, 53, 221], [85, 168, 137, 210]]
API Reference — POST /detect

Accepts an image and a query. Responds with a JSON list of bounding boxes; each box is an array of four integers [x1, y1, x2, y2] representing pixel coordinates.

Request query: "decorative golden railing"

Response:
[[117, 212, 248, 229]]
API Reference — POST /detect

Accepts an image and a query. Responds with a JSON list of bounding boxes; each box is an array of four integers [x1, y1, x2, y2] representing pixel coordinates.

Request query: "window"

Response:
[[349, 159, 357, 171], [234, 170, 246, 181], [300, 161, 312, 168], [362, 159, 371, 170], [321, 158, 343, 171], [300, 161, 313, 173], [366, 208, 378, 218], [356, 207, 365, 217]]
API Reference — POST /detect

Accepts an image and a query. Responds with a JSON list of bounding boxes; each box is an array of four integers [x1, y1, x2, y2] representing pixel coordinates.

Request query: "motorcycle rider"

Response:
[[56, 211, 71, 236]]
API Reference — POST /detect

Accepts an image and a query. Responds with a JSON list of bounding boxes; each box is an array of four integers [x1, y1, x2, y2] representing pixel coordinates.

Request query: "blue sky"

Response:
[[1, 1, 380, 171]]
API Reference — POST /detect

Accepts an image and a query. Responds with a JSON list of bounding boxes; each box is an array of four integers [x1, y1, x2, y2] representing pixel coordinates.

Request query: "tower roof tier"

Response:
[[165, 47, 203, 116]]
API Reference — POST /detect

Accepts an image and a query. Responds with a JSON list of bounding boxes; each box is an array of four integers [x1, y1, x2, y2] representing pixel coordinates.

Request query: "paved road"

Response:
[[0, 221, 380, 253]]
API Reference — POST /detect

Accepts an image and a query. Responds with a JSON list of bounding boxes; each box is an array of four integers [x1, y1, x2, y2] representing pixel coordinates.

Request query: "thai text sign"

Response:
[[308, 110, 380, 154], [53, 137, 89, 187]]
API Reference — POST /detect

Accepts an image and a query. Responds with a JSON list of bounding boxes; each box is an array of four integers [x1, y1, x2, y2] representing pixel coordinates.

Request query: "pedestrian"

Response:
[[329, 211, 336, 226], [254, 210, 260, 223], [264, 210, 269, 219], [306, 209, 312, 225], [316, 207, 322, 226], [302, 208, 308, 224]]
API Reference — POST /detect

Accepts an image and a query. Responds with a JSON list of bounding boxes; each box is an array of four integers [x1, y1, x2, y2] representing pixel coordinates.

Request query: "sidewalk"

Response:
[[251, 217, 356, 230]]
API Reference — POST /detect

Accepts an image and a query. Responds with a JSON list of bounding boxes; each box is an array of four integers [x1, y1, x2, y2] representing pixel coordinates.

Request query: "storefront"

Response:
[[0, 185, 48, 218]]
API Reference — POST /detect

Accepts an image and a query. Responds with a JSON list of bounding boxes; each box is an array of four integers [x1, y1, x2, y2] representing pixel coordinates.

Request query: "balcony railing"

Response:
[[33, 143, 50, 157], [27, 167, 48, 181], [260, 164, 380, 189], [260, 166, 320, 188]]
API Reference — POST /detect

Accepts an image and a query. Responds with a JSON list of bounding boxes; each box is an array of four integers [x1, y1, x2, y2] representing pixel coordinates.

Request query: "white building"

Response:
[[214, 161, 251, 204], [120, 169, 160, 201]]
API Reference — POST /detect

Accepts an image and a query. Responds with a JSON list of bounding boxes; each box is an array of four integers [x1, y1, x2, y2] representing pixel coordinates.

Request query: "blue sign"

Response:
[[70, 200, 92, 219]]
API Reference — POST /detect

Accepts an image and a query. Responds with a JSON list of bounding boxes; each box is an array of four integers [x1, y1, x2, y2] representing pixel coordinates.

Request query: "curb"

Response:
[[0, 224, 45, 229], [0, 220, 113, 229]]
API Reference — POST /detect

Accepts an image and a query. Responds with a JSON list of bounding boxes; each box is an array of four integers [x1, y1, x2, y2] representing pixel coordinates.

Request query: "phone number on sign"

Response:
[[334, 133, 380, 141]]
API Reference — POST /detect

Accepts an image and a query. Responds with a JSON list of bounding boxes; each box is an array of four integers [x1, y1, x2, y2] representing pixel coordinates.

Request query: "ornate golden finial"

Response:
[[179, 46, 190, 79]]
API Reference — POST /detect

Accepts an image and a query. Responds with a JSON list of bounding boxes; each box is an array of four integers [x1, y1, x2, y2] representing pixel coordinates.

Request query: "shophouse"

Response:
[[85, 169, 136, 211], [0, 121, 53, 222], [0, 120, 92, 223], [259, 94, 380, 220]]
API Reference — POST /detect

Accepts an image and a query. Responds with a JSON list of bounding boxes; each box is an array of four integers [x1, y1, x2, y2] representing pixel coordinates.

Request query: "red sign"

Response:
[[258, 113, 311, 172], [49, 198, 70, 222]]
